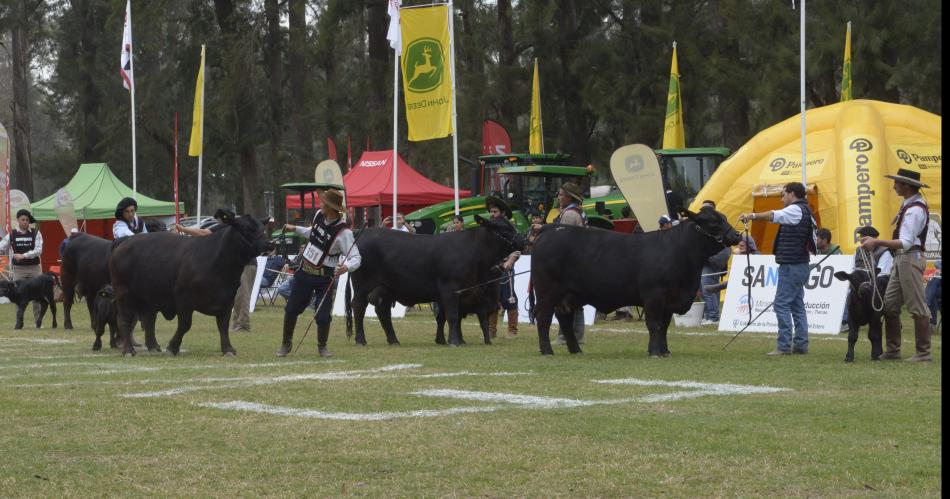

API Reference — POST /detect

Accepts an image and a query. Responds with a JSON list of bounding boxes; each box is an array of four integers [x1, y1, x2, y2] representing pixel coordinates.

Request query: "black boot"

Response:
[[276, 315, 297, 357], [317, 323, 333, 357]]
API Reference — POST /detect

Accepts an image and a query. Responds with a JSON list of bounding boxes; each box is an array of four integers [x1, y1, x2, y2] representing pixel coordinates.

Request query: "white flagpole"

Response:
[[197, 44, 206, 223], [128, 2, 137, 196], [447, 0, 460, 214], [393, 49, 399, 224], [800, 0, 807, 185]]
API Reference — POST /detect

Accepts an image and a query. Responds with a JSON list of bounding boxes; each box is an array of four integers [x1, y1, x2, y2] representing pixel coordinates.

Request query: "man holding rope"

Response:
[[859, 169, 932, 362], [276, 189, 361, 358], [740, 182, 817, 356]]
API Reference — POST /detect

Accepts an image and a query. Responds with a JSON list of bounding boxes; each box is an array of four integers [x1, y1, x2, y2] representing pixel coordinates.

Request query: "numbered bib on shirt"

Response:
[[302, 242, 326, 266]]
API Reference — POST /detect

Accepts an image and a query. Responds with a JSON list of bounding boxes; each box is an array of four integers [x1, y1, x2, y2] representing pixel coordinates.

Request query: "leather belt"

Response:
[[300, 260, 334, 277]]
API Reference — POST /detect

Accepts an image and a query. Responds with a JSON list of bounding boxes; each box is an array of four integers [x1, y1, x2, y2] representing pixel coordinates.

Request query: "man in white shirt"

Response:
[[859, 168, 932, 362], [0, 209, 45, 323]]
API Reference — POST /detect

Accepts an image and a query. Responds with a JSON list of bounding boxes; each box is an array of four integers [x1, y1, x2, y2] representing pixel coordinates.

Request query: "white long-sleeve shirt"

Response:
[[895, 193, 928, 250], [0, 229, 43, 260], [112, 217, 148, 239], [293, 223, 362, 272]]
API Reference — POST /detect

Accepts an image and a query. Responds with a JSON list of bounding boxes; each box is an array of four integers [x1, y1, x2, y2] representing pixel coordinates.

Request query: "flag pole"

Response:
[[128, 2, 137, 196], [799, 0, 807, 185], [392, 41, 399, 224], [447, 0, 460, 214], [197, 44, 206, 223], [173, 112, 180, 225]]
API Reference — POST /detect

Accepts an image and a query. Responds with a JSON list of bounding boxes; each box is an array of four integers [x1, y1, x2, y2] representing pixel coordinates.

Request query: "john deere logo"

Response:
[[405, 38, 444, 93], [625, 155, 644, 173], [321, 168, 334, 182]]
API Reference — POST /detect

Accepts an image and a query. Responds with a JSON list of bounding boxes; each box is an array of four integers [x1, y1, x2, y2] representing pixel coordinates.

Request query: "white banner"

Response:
[[719, 255, 853, 334], [248, 256, 267, 313], [332, 272, 407, 319]]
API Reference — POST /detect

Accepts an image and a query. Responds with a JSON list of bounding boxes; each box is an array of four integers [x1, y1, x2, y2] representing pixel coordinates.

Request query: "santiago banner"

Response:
[[719, 255, 853, 334], [400, 5, 453, 141]]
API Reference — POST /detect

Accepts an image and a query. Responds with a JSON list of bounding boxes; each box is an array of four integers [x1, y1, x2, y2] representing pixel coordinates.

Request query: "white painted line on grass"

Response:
[[593, 378, 791, 398], [412, 389, 598, 408], [0, 338, 76, 344], [197, 400, 503, 421]]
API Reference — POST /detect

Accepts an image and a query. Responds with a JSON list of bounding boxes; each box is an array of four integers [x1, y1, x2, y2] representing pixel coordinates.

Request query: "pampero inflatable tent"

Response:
[[690, 99, 941, 254]]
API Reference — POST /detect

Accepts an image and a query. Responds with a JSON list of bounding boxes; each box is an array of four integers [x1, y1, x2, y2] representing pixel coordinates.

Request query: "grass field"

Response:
[[0, 302, 941, 497]]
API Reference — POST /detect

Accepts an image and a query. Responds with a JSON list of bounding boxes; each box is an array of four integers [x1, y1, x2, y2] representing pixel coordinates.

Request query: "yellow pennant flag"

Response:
[[400, 5, 452, 141], [841, 22, 853, 101], [529, 59, 544, 154], [662, 43, 685, 149], [188, 45, 205, 157]]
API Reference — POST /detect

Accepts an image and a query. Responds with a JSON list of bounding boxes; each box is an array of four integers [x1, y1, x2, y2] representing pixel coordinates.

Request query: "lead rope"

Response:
[[858, 247, 885, 313]]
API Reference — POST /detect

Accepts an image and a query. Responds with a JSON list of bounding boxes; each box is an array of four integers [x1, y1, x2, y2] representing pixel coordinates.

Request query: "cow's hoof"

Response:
[[844, 358, 854, 363], [166, 349, 179, 357], [435, 339, 447, 345], [569, 349, 583, 355], [649, 354, 661, 359], [661, 352, 671, 358], [92, 344, 102, 352], [388, 341, 401, 346], [65, 324, 73, 330], [223, 351, 236, 357], [448, 343, 460, 348], [540, 349, 554, 356], [148, 346, 162, 353], [483, 340, 492, 345], [123, 351, 136, 358]]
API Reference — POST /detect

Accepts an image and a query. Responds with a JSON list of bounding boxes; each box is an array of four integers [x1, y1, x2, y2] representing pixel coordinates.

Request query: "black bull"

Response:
[[530, 207, 742, 357], [346, 215, 524, 346], [61, 233, 113, 331], [109, 215, 268, 356]]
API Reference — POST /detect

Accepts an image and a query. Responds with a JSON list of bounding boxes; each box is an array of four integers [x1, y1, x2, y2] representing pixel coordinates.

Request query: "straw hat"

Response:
[[885, 168, 930, 189], [560, 181, 584, 202], [320, 188, 345, 213]]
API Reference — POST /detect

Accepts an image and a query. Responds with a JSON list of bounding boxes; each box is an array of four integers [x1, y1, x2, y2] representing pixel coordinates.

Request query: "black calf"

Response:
[[92, 284, 119, 351], [0, 273, 58, 329], [834, 270, 887, 362]]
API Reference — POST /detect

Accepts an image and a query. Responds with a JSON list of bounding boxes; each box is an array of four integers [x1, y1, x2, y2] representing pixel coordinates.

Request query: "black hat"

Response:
[[485, 196, 512, 219], [15, 209, 35, 223], [115, 197, 138, 219], [885, 168, 930, 189], [855, 225, 880, 238]]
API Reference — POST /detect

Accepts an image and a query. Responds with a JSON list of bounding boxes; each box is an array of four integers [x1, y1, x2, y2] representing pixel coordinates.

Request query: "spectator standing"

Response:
[[740, 182, 817, 355], [699, 201, 730, 326], [859, 168, 933, 361], [925, 260, 941, 333], [816, 228, 841, 255], [485, 196, 521, 339]]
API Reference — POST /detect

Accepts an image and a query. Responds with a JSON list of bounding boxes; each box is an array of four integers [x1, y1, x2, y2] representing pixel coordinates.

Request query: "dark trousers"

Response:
[[284, 269, 335, 325]]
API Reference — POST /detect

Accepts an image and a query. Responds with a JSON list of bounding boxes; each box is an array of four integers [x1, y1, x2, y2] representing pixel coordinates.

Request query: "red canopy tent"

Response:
[[286, 150, 468, 216]]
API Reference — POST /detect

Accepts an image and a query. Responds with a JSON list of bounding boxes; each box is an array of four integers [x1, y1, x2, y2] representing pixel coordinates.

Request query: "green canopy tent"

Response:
[[30, 163, 184, 271]]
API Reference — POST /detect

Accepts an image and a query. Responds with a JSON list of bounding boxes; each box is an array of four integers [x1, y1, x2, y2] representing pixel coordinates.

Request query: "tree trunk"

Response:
[[11, 13, 34, 198], [555, 0, 591, 165], [497, 0, 517, 131], [288, 0, 310, 164], [366, 0, 388, 148], [265, 0, 283, 171]]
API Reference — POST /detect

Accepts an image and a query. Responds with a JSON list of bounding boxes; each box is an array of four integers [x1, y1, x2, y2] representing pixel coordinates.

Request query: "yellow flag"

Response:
[[841, 22, 853, 101], [662, 43, 685, 149], [529, 59, 544, 154], [400, 5, 452, 141], [188, 45, 205, 157]]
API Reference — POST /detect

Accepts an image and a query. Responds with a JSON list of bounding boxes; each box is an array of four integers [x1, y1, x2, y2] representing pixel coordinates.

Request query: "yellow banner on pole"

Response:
[[841, 22, 853, 101], [529, 59, 544, 154], [400, 5, 452, 141], [662, 43, 685, 149], [188, 46, 205, 157]]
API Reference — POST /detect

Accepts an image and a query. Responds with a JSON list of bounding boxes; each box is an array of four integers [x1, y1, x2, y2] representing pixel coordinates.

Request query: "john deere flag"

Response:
[[400, 5, 452, 141], [841, 21, 852, 101], [529, 59, 543, 154], [662, 42, 685, 149], [188, 45, 205, 157]]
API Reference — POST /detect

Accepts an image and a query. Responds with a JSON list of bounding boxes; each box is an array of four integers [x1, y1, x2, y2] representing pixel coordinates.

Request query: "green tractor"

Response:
[[405, 147, 730, 234]]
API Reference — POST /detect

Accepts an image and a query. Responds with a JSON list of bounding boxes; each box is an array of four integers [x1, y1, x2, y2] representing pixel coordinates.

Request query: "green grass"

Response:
[[0, 303, 940, 497]]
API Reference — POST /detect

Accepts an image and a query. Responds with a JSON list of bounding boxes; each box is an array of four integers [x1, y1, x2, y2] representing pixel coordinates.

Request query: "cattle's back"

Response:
[[61, 234, 114, 295], [110, 233, 191, 304]]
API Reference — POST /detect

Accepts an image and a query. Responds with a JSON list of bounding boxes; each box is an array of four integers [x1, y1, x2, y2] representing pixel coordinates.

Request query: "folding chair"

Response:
[[257, 268, 289, 306]]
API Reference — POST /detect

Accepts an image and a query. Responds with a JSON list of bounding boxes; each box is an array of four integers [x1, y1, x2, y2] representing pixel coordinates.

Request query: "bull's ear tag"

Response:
[[609, 144, 664, 232]]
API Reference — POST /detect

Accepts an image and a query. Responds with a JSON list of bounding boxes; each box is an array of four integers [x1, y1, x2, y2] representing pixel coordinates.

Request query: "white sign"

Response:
[[512, 256, 596, 325], [248, 256, 267, 313], [332, 272, 407, 319], [719, 255, 853, 334]]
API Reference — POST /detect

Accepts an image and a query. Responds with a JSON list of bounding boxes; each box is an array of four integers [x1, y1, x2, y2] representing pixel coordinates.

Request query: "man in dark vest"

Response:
[[740, 182, 817, 355], [277, 189, 360, 358], [859, 168, 932, 362], [0, 209, 45, 323]]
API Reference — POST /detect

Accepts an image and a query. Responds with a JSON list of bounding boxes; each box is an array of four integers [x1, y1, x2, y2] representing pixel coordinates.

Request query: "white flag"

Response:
[[386, 0, 400, 53], [120, 0, 133, 91]]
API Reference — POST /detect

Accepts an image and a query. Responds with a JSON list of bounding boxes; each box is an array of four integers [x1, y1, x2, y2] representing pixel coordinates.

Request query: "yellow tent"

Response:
[[690, 99, 941, 254]]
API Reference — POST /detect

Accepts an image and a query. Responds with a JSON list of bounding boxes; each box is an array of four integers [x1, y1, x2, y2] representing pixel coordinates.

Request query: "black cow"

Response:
[[109, 214, 268, 356], [0, 273, 58, 329], [61, 233, 114, 330], [530, 207, 742, 357], [92, 284, 119, 351], [834, 269, 887, 362], [347, 215, 524, 346]]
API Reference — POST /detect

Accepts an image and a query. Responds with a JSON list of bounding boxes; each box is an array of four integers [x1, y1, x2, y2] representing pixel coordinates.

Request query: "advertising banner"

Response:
[[719, 255, 853, 334], [400, 5, 452, 141], [609, 144, 666, 232]]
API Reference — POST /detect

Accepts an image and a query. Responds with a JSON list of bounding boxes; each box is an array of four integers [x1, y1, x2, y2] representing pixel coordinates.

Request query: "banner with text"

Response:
[[719, 255, 853, 334], [400, 5, 453, 141]]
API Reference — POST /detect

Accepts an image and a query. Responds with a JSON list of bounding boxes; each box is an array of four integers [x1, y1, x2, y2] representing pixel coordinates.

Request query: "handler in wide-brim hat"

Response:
[[859, 168, 932, 362], [113, 197, 148, 239], [277, 188, 360, 358], [0, 208, 45, 324]]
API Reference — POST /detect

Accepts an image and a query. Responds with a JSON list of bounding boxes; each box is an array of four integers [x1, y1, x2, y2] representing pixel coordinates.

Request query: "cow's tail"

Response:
[[526, 278, 536, 325], [344, 276, 353, 339]]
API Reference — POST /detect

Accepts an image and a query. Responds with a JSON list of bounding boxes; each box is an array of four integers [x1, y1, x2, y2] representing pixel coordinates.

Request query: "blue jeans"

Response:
[[701, 266, 721, 321], [925, 277, 941, 325], [773, 262, 810, 352]]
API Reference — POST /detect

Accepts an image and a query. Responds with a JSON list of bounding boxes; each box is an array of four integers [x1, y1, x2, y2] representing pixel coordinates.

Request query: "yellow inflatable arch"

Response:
[[690, 99, 941, 255]]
